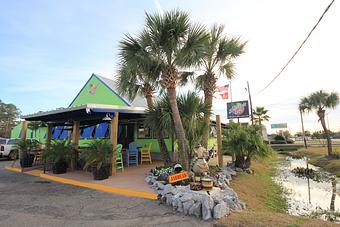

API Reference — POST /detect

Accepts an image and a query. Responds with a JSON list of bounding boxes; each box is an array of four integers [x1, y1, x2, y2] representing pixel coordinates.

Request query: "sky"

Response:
[[1, 0, 339, 134]]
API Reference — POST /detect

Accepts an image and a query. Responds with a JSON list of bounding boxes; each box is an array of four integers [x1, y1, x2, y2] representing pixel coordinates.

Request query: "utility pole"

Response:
[[299, 110, 307, 149], [247, 81, 254, 125]]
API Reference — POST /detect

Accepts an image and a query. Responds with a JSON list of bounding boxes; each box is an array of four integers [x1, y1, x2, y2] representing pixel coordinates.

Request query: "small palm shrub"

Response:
[[223, 123, 271, 168], [17, 139, 37, 168], [81, 139, 113, 180], [42, 140, 72, 174]]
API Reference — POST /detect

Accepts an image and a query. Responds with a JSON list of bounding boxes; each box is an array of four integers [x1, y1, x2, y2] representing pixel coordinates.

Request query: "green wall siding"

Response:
[[10, 122, 47, 143], [70, 75, 128, 107]]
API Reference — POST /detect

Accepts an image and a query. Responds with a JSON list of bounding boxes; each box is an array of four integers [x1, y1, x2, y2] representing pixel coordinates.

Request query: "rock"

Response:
[[213, 201, 229, 219], [239, 201, 246, 209], [176, 199, 184, 213], [161, 184, 175, 196], [179, 193, 193, 203], [223, 197, 241, 211], [189, 201, 202, 218], [225, 167, 237, 176], [245, 168, 253, 174], [201, 196, 214, 220], [183, 200, 195, 215], [165, 194, 173, 206], [152, 181, 165, 190], [235, 167, 243, 172]]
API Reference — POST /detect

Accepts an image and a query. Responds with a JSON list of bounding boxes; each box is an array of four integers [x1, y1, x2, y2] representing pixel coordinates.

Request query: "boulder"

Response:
[[183, 200, 195, 215], [235, 167, 243, 172], [201, 196, 214, 220], [213, 201, 229, 219], [161, 184, 175, 196], [179, 193, 194, 203], [189, 201, 202, 218], [245, 168, 253, 174]]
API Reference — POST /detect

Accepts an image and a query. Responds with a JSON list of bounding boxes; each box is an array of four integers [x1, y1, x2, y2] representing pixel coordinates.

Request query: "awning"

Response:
[[22, 104, 145, 124]]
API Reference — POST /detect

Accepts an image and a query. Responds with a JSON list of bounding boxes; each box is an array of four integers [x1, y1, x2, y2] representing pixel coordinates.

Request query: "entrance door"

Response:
[[118, 123, 134, 148]]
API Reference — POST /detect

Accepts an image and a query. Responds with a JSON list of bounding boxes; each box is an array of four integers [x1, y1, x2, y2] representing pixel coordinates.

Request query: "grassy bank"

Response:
[[217, 154, 337, 227], [293, 147, 340, 177]]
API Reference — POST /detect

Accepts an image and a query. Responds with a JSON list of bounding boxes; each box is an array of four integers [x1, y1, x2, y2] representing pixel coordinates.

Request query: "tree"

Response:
[[144, 91, 209, 165], [253, 106, 270, 126], [141, 10, 208, 169], [222, 123, 271, 168], [116, 33, 172, 165], [183, 25, 246, 148], [0, 100, 21, 138], [299, 90, 339, 156]]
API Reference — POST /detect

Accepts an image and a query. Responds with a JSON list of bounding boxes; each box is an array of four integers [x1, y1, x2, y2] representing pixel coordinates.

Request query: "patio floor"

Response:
[[45, 162, 162, 195]]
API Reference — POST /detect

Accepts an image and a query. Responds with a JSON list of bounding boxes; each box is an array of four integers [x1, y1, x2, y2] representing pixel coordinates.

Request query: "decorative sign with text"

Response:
[[168, 171, 189, 184]]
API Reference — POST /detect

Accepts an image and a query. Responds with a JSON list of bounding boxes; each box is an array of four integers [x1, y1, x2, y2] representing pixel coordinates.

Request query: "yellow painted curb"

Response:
[[4, 166, 22, 173], [3, 165, 157, 200], [40, 173, 158, 200]]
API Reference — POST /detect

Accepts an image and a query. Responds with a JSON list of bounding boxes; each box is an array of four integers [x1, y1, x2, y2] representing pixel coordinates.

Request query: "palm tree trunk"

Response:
[[168, 87, 189, 170], [202, 93, 213, 148], [318, 110, 332, 156], [145, 95, 172, 166]]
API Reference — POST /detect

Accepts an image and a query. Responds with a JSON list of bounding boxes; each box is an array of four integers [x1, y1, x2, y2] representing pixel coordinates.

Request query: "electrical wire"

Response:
[[256, 0, 336, 94]]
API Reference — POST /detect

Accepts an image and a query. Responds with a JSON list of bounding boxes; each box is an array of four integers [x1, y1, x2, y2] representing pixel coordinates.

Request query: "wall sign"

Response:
[[168, 171, 189, 184]]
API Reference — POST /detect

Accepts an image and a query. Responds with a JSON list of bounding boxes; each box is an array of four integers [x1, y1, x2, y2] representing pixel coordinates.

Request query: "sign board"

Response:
[[168, 171, 189, 184], [271, 123, 287, 129], [227, 101, 250, 119]]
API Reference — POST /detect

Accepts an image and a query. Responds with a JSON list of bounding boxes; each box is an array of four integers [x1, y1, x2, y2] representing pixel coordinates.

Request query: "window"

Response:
[[138, 124, 152, 139]]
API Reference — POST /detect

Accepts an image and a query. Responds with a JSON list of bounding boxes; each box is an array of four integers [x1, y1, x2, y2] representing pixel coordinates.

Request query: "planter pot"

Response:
[[92, 165, 111, 180], [52, 160, 68, 174], [20, 155, 34, 168]]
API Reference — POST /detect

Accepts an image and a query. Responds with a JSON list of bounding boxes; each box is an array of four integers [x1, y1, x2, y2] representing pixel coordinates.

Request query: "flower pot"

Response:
[[52, 160, 68, 174], [92, 165, 111, 180], [20, 155, 34, 168]]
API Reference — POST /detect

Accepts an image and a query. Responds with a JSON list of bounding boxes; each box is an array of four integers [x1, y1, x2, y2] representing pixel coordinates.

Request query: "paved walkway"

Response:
[[0, 169, 212, 227]]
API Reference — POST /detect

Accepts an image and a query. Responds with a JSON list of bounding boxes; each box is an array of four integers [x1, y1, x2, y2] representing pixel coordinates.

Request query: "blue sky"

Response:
[[1, 0, 340, 133]]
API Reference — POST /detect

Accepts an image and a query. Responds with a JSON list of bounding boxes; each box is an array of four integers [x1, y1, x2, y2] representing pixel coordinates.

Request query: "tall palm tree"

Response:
[[299, 90, 339, 156], [145, 91, 209, 164], [253, 106, 270, 126], [141, 10, 208, 169], [186, 25, 246, 148], [116, 33, 172, 165]]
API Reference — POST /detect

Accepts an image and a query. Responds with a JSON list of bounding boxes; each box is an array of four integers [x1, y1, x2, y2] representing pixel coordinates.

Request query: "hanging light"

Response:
[[102, 113, 112, 121]]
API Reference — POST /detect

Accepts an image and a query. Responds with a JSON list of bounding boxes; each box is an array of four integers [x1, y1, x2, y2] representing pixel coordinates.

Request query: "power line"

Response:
[[256, 0, 336, 94]]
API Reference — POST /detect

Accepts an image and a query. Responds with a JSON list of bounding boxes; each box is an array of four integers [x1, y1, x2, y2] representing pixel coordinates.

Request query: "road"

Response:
[[0, 166, 212, 227]]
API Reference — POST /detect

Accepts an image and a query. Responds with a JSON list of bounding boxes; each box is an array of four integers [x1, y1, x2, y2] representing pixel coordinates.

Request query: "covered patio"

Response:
[[21, 103, 148, 176]]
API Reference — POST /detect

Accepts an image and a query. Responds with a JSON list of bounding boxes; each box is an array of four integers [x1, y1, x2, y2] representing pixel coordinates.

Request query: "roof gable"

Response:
[[69, 74, 131, 107]]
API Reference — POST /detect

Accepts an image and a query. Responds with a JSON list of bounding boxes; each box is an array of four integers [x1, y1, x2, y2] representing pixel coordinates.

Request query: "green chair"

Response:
[[116, 144, 124, 172]]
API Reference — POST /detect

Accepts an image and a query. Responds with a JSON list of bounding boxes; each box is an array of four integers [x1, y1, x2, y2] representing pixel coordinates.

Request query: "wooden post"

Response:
[[216, 115, 223, 168], [71, 121, 80, 170], [111, 113, 119, 176], [20, 121, 28, 141], [46, 124, 52, 149]]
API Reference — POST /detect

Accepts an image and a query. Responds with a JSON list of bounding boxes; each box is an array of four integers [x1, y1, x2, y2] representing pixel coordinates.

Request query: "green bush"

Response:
[[81, 139, 113, 170]]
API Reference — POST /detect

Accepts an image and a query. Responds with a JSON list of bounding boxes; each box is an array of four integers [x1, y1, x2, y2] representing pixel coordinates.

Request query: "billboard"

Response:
[[271, 123, 287, 129], [227, 101, 250, 119]]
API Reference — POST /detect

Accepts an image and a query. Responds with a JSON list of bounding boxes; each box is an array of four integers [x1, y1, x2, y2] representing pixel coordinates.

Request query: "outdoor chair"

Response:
[[126, 143, 138, 166], [140, 143, 152, 164], [116, 144, 124, 171]]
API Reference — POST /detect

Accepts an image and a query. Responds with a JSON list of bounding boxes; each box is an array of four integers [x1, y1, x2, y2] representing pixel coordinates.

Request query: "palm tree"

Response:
[[144, 91, 209, 164], [141, 10, 208, 169], [116, 33, 172, 165], [185, 25, 246, 148], [253, 107, 270, 126], [299, 90, 339, 156]]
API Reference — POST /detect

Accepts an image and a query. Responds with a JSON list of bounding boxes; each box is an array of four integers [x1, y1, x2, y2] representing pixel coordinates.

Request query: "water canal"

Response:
[[274, 156, 340, 222]]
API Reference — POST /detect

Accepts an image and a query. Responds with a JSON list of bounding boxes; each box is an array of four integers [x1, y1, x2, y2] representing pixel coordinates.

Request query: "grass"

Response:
[[293, 147, 340, 177], [216, 154, 338, 227]]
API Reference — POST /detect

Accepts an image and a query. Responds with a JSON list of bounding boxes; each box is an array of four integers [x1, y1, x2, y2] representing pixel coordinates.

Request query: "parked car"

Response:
[[0, 138, 40, 160]]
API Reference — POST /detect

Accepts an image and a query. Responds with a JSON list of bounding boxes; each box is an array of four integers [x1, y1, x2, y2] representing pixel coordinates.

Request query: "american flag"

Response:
[[216, 84, 229, 92]]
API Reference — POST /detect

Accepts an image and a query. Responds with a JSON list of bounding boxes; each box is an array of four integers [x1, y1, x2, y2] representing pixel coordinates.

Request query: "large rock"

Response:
[[189, 201, 202, 218], [201, 196, 214, 220], [152, 181, 165, 190], [183, 200, 195, 215], [161, 184, 175, 196], [213, 201, 229, 219], [223, 197, 241, 211], [179, 193, 194, 203]]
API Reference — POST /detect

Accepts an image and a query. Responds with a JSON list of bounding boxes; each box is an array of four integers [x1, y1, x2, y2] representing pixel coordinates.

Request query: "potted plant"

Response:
[[17, 140, 37, 168], [81, 139, 113, 180], [42, 140, 71, 174]]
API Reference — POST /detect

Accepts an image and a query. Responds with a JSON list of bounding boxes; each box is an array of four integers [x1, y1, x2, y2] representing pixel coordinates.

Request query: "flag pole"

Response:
[[229, 80, 233, 102]]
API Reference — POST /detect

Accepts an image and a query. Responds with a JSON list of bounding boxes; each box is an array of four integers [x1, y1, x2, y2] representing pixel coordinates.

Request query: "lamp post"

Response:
[[299, 110, 307, 149], [246, 81, 254, 125]]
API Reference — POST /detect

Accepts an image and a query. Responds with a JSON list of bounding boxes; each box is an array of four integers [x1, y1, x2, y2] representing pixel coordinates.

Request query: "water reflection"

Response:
[[274, 157, 340, 222]]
